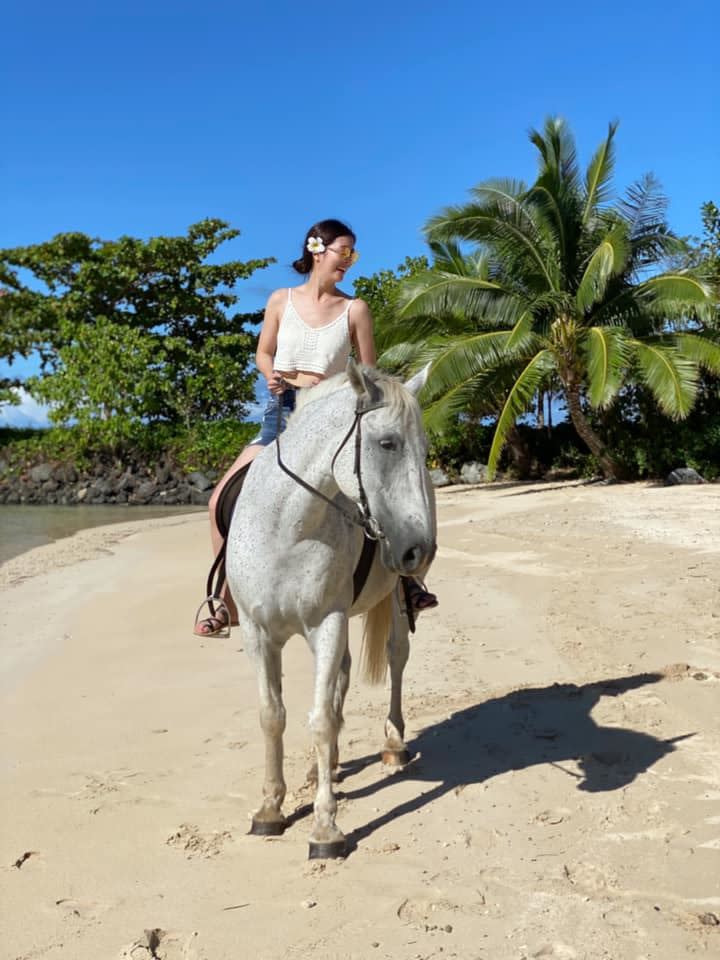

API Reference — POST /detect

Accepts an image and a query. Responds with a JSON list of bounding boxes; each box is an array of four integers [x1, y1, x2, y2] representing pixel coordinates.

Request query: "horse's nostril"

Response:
[[402, 545, 423, 571]]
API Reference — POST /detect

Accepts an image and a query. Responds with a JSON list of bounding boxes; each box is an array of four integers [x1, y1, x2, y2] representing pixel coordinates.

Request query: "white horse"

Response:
[[225, 362, 436, 858]]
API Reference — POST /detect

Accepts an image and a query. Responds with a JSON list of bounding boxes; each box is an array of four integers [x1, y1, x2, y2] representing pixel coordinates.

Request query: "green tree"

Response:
[[353, 255, 429, 356], [682, 201, 720, 324], [390, 119, 720, 478], [0, 219, 274, 426]]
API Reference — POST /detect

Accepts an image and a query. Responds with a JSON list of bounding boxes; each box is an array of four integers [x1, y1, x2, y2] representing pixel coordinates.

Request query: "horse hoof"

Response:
[[308, 839, 346, 860], [382, 748, 410, 767], [249, 818, 286, 836]]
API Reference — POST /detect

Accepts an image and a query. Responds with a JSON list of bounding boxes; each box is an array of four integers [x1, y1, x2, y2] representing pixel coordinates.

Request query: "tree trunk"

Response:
[[536, 391, 545, 430], [565, 384, 624, 479], [547, 389, 553, 432], [506, 424, 534, 479]]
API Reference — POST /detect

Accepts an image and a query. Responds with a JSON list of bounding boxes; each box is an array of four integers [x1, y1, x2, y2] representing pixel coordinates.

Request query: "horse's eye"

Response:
[[379, 437, 397, 451]]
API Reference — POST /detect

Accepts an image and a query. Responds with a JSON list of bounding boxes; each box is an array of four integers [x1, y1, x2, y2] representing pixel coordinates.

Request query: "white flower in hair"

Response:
[[306, 235, 326, 254]]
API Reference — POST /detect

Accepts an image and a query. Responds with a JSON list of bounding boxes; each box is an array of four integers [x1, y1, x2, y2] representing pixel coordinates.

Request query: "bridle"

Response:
[[274, 388, 388, 542]]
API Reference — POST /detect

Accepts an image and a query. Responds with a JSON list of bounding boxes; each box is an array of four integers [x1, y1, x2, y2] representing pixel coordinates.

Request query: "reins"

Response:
[[274, 386, 387, 541]]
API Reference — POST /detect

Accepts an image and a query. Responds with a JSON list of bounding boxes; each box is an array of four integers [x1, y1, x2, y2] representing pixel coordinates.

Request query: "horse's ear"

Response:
[[347, 359, 384, 406], [404, 362, 431, 398]]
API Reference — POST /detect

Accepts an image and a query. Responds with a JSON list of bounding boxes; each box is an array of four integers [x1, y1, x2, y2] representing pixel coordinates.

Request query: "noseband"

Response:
[[274, 390, 388, 541]]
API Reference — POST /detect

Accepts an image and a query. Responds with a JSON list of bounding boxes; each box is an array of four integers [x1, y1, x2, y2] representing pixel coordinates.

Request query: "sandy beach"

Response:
[[2, 480, 719, 960]]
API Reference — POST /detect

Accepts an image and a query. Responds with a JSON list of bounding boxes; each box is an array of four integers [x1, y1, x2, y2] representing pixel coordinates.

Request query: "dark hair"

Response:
[[292, 218, 356, 274]]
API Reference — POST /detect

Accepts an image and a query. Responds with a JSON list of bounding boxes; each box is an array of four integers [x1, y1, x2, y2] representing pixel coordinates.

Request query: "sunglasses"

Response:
[[326, 245, 360, 264]]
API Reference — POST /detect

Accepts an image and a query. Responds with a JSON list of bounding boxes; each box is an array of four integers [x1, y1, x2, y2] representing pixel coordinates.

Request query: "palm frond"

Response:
[[425, 199, 557, 293], [416, 329, 536, 403], [426, 240, 477, 274], [487, 350, 556, 478], [376, 340, 428, 373], [529, 117, 581, 193], [631, 340, 698, 419], [421, 361, 526, 432], [582, 121, 618, 222], [397, 269, 524, 328], [467, 178, 529, 211], [576, 224, 630, 313], [639, 272, 716, 322], [584, 325, 632, 407], [616, 174, 669, 238], [674, 331, 720, 374]]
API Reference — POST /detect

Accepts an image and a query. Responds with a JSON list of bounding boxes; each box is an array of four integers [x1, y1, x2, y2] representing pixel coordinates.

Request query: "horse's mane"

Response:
[[293, 366, 418, 420]]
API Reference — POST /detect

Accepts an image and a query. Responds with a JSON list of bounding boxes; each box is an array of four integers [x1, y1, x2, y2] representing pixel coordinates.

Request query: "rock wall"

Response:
[[0, 456, 216, 506]]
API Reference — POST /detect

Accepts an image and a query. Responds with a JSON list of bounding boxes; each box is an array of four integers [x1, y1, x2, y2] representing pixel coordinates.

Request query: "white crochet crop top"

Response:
[[273, 289, 353, 377]]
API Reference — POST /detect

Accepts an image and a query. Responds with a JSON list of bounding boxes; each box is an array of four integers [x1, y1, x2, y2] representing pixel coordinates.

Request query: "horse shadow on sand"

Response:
[[287, 670, 690, 855]]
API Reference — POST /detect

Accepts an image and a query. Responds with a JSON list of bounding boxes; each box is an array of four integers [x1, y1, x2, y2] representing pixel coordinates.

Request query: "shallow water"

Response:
[[0, 504, 205, 565]]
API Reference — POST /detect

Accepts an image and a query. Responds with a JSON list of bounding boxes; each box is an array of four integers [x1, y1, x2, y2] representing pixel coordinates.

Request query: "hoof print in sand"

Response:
[[166, 823, 232, 858], [119, 928, 203, 959]]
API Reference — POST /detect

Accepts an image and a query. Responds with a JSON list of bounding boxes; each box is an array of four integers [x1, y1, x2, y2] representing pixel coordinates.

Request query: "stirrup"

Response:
[[193, 596, 232, 639]]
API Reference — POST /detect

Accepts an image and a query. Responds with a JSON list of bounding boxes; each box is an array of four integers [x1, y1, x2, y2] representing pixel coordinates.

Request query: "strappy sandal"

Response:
[[193, 596, 233, 638], [405, 579, 439, 612]]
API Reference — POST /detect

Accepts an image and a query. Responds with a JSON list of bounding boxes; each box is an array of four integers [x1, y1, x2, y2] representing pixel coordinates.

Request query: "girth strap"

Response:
[[353, 534, 377, 604]]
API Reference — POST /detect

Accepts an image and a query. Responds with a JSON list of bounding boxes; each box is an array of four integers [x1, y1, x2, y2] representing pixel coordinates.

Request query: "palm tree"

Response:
[[388, 119, 720, 479]]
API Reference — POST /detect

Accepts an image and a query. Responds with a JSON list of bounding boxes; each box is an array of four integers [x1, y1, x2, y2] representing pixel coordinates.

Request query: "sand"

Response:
[[1, 480, 719, 960]]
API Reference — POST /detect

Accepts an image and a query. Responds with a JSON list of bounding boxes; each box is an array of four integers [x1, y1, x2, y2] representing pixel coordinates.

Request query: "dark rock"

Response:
[[190, 488, 211, 506], [30, 463, 54, 483], [53, 463, 78, 483], [460, 461, 488, 484], [429, 468, 452, 487], [129, 480, 158, 504], [666, 467, 705, 485], [187, 471, 213, 492]]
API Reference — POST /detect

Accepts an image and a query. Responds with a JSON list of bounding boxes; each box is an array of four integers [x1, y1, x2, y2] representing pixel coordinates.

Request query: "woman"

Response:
[[194, 218, 437, 636]]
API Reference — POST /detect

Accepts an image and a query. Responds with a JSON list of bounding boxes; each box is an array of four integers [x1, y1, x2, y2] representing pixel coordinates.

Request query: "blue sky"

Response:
[[3, 0, 718, 425]]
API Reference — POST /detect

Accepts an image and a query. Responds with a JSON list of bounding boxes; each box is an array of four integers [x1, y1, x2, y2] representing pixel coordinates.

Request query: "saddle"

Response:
[[203, 462, 392, 617]]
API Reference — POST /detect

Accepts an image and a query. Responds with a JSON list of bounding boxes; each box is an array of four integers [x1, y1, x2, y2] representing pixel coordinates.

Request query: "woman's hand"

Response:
[[267, 371, 288, 395]]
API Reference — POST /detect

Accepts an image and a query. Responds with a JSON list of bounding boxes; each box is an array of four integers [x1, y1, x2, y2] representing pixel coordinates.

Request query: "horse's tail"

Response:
[[361, 591, 392, 685]]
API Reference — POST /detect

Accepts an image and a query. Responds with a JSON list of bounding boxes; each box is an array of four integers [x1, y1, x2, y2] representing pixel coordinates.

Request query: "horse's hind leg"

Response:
[[308, 614, 348, 859], [382, 594, 411, 767], [248, 636, 287, 836]]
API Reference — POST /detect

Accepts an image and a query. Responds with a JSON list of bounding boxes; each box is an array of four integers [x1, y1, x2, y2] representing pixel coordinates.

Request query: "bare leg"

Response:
[[194, 443, 265, 635], [308, 613, 348, 858], [383, 592, 411, 766], [249, 634, 288, 835]]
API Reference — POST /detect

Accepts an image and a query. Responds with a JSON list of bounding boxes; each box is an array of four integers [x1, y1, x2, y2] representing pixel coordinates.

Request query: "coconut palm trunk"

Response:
[[565, 381, 623, 479]]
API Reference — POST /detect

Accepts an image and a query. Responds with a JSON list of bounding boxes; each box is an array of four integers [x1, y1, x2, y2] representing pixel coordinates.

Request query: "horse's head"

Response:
[[340, 361, 437, 577]]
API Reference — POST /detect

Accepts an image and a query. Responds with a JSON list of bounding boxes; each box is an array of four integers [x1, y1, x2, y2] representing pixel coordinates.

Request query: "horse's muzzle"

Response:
[[397, 538, 437, 577]]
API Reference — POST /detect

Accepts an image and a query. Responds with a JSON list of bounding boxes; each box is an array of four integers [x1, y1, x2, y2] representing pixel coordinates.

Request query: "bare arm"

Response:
[[349, 299, 377, 366], [256, 289, 286, 394]]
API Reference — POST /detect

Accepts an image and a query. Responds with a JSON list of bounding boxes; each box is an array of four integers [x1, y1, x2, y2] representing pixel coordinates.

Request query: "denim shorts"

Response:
[[250, 389, 296, 446]]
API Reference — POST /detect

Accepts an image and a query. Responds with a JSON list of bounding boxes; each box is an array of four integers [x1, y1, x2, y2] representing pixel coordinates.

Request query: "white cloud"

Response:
[[0, 388, 52, 428]]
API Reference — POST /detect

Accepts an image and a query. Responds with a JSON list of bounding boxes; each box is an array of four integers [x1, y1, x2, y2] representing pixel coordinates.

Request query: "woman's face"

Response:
[[316, 235, 358, 283]]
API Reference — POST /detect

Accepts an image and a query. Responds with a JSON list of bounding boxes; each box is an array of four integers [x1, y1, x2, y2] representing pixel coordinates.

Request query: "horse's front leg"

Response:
[[247, 630, 287, 836], [306, 644, 350, 785], [308, 612, 348, 859], [383, 590, 411, 767]]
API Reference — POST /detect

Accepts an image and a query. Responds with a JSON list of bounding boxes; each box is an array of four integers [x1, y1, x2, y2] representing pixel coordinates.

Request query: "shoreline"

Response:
[[0, 502, 207, 567], [2, 477, 719, 590], [0, 509, 205, 589]]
